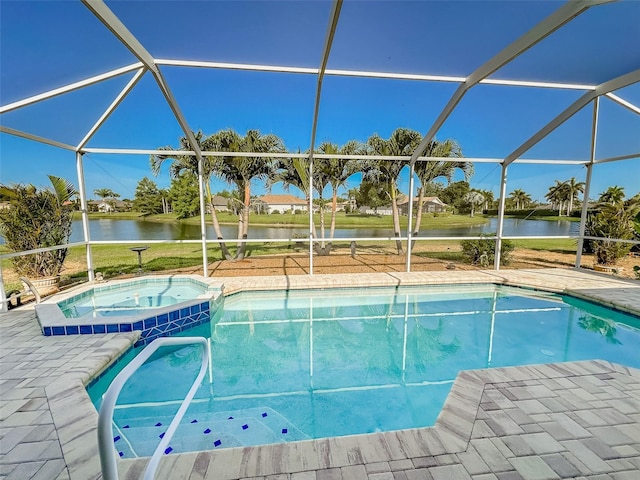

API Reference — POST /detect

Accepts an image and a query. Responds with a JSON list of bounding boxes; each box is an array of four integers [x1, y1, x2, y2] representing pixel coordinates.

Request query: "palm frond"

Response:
[[47, 175, 77, 204]]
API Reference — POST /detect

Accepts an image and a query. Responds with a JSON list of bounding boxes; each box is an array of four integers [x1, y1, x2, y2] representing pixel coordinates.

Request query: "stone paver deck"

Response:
[[1, 268, 639, 480]]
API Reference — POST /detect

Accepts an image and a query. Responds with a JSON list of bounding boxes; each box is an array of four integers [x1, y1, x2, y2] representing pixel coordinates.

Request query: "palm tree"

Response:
[[150, 131, 233, 260], [464, 190, 485, 217], [598, 185, 625, 205], [479, 189, 495, 211], [564, 177, 585, 215], [412, 138, 472, 236], [366, 128, 422, 255], [509, 188, 532, 210], [209, 129, 286, 260], [589, 196, 640, 265], [93, 188, 120, 212], [316, 140, 363, 253], [271, 154, 324, 243], [545, 180, 569, 215]]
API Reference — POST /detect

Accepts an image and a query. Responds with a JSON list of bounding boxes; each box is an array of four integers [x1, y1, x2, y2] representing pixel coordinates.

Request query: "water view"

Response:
[[68, 217, 579, 243]]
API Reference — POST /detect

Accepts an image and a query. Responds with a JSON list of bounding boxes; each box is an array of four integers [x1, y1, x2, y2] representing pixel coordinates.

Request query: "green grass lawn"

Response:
[[512, 238, 576, 253]]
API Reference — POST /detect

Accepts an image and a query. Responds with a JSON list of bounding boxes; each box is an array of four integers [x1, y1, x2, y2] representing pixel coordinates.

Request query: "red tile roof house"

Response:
[[255, 194, 308, 214]]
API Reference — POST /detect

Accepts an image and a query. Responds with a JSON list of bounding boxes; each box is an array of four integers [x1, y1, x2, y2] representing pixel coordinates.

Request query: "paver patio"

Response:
[[1, 268, 639, 480]]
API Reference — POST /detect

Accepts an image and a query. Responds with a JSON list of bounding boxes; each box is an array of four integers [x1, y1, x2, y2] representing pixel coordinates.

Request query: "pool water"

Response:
[[60, 280, 209, 318], [89, 284, 640, 457]]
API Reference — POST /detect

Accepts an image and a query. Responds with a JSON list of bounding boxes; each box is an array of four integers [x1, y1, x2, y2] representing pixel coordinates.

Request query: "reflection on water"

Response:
[[69, 217, 580, 242]]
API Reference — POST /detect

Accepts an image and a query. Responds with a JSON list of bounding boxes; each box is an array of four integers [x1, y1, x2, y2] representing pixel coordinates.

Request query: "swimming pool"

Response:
[[89, 283, 640, 458]]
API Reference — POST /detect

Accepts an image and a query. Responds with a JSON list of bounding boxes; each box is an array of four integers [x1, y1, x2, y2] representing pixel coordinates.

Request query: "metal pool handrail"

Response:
[[97, 336, 211, 480]]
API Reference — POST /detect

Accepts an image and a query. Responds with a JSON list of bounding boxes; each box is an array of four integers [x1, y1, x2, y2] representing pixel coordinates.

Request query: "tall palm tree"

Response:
[[545, 180, 569, 215], [366, 128, 422, 255], [509, 188, 532, 210], [479, 189, 494, 211], [150, 131, 233, 260], [210, 129, 286, 260], [564, 177, 585, 215], [93, 188, 119, 200], [316, 140, 363, 253], [271, 154, 321, 241], [412, 138, 472, 236], [598, 185, 625, 205], [93, 188, 120, 212]]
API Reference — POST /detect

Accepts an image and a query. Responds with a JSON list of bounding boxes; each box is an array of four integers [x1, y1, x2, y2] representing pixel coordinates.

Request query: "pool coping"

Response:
[[16, 268, 640, 479]]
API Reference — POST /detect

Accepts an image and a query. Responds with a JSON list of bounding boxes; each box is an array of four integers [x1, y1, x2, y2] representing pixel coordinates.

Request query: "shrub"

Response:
[[0, 176, 77, 278], [588, 204, 635, 265], [460, 235, 514, 267]]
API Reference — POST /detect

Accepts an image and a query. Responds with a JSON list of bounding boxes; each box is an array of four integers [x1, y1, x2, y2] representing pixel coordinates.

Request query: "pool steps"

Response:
[[112, 406, 308, 458]]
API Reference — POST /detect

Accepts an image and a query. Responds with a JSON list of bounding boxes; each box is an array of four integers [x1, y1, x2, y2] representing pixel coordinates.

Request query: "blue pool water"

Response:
[[89, 284, 640, 457]]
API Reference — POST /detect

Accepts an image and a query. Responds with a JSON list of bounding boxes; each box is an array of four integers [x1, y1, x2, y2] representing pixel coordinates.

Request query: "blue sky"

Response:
[[1, 1, 639, 203]]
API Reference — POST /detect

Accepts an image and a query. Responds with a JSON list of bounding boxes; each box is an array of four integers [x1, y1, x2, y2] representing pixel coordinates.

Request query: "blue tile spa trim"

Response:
[[42, 299, 215, 347]]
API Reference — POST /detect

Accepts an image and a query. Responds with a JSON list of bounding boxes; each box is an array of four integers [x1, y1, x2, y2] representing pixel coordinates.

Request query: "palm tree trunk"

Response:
[[327, 187, 339, 254], [205, 186, 232, 260], [235, 182, 251, 260], [413, 187, 425, 235], [411, 186, 425, 252], [307, 194, 321, 254], [390, 183, 403, 255], [319, 198, 326, 249]]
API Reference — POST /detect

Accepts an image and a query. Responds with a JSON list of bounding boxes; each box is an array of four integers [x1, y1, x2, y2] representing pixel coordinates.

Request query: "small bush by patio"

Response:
[[460, 235, 514, 266]]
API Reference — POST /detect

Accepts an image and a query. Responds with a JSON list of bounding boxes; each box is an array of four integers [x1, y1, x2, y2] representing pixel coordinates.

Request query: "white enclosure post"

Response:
[[76, 152, 94, 281], [494, 164, 509, 270], [308, 156, 314, 276], [0, 266, 8, 313], [406, 162, 416, 272], [576, 98, 599, 268], [576, 162, 593, 268], [197, 158, 209, 277]]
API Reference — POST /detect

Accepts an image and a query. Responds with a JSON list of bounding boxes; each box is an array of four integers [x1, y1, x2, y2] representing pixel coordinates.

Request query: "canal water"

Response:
[[65, 217, 579, 242]]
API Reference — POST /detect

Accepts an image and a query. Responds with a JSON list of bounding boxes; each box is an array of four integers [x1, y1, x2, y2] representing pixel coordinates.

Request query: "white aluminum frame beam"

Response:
[[504, 68, 640, 167], [0, 126, 76, 151], [605, 92, 640, 115], [408, 0, 609, 167], [81, 0, 210, 275], [155, 58, 596, 91], [78, 148, 592, 165], [594, 152, 640, 164], [306, 0, 343, 275], [80, 0, 203, 159], [77, 68, 146, 150], [0, 63, 143, 114], [576, 98, 599, 268], [75, 152, 95, 281]]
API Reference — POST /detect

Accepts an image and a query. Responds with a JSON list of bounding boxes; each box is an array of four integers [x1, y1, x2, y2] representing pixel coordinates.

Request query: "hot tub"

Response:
[[35, 275, 223, 346]]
